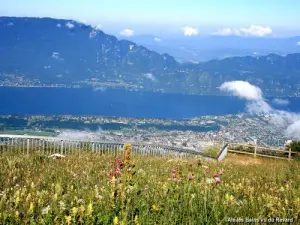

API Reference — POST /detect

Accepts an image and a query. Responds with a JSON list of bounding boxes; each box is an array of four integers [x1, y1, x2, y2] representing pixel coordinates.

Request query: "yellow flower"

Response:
[[225, 193, 235, 202], [65, 215, 72, 225], [71, 207, 78, 216], [152, 204, 160, 211], [87, 203, 93, 215], [134, 215, 141, 225], [53, 193, 58, 201], [113, 216, 119, 225], [28, 202, 34, 214], [25, 193, 31, 202], [15, 196, 20, 206], [15, 210, 19, 219]]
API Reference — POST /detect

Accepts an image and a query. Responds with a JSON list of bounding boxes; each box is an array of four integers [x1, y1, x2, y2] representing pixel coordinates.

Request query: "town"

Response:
[[0, 113, 289, 151]]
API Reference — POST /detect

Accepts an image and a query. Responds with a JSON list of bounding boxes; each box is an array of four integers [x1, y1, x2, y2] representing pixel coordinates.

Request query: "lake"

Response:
[[0, 87, 297, 119]]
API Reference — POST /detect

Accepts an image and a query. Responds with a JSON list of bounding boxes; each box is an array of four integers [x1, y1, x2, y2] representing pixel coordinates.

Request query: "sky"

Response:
[[1, 0, 300, 37]]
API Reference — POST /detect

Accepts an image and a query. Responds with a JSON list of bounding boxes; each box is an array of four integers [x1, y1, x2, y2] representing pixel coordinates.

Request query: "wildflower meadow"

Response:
[[0, 145, 299, 224]]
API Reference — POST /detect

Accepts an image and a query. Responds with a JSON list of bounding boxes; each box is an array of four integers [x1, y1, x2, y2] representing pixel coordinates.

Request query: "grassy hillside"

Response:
[[0, 150, 299, 224]]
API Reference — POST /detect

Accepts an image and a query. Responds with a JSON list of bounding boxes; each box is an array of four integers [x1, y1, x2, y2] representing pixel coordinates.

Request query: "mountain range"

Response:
[[1, 16, 300, 97], [124, 35, 300, 62]]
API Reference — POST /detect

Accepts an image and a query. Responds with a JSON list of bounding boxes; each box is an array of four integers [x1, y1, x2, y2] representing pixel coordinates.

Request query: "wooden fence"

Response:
[[0, 134, 217, 160], [228, 143, 299, 160]]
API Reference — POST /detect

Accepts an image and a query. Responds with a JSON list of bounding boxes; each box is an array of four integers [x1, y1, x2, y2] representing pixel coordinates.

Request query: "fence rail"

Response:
[[228, 143, 298, 160], [0, 134, 217, 159]]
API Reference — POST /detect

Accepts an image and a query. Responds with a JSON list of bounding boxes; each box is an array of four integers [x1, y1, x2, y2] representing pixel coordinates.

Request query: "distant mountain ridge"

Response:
[[1, 16, 300, 97], [126, 34, 300, 62]]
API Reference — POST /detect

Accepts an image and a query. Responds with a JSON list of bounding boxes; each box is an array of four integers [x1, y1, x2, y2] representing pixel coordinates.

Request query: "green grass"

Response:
[[0, 151, 299, 224], [203, 146, 220, 158]]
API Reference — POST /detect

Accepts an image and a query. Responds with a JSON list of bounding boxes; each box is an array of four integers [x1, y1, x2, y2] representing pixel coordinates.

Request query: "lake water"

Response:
[[0, 87, 297, 119]]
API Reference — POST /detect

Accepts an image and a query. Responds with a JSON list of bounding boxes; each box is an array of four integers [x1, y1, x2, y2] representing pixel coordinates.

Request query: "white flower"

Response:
[[95, 194, 104, 199], [59, 201, 66, 210], [206, 178, 214, 184], [77, 199, 84, 204], [42, 205, 51, 214]]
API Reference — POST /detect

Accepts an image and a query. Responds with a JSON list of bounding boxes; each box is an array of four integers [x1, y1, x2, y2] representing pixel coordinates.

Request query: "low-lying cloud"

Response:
[[57, 127, 104, 140], [213, 25, 272, 37], [182, 26, 199, 36], [220, 81, 263, 101], [66, 22, 75, 29], [120, 29, 134, 37], [220, 80, 300, 139], [272, 98, 289, 106], [144, 73, 157, 82], [93, 87, 107, 92]]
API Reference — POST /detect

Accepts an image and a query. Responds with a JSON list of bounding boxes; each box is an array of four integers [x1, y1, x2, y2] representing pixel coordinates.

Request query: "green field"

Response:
[[0, 149, 299, 224]]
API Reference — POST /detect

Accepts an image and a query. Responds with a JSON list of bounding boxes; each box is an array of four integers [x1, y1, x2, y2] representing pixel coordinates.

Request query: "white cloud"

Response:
[[213, 25, 272, 37], [220, 81, 263, 101], [144, 73, 157, 82], [182, 26, 199, 36], [272, 98, 289, 105], [93, 24, 102, 30], [7, 22, 14, 26], [93, 87, 107, 92], [220, 80, 300, 139], [297, 41, 300, 46], [57, 23, 62, 28], [52, 52, 63, 61], [240, 25, 272, 37], [120, 29, 134, 37], [79, 20, 88, 25], [154, 37, 162, 42], [89, 30, 97, 39], [212, 28, 240, 36], [246, 100, 272, 114], [66, 22, 75, 29], [285, 120, 300, 139]]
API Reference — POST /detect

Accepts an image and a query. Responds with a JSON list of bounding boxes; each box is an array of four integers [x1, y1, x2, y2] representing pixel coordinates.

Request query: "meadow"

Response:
[[0, 145, 299, 224]]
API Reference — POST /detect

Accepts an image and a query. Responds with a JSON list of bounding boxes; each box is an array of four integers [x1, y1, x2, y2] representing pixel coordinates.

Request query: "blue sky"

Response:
[[1, 0, 300, 37]]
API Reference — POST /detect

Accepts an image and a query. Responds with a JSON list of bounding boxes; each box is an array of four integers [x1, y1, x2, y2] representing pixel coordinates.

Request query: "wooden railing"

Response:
[[0, 134, 218, 159], [228, 143, 298, 160]]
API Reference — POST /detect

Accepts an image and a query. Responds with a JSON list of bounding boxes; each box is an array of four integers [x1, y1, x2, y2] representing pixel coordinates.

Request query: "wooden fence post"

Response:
[[60, 140, 64, 155], [27, 139, 30, 155], [254, 139, 257, 157], [288, 147, 292, 160]]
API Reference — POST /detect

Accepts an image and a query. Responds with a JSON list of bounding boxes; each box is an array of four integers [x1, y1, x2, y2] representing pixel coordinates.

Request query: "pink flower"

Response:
[[282, 179, 288, 184], [174, 177, 182, 182], [115, 168, 121, 175], [213, 173, 220, 178], [172, 169, 176, 174], [188, 175, 194, 181], [214, 177, 221, 184]]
